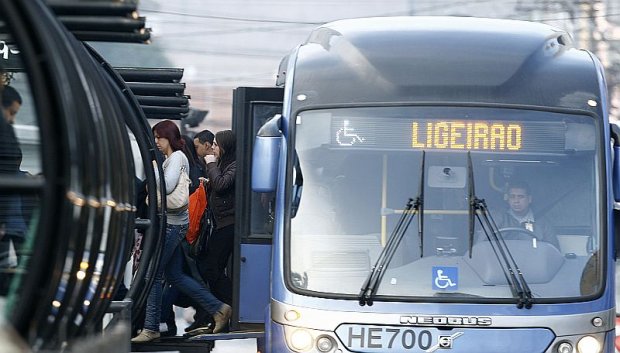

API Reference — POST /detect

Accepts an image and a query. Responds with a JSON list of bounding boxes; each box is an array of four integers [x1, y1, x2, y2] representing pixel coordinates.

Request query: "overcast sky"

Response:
[[91, 0, 617, 130]]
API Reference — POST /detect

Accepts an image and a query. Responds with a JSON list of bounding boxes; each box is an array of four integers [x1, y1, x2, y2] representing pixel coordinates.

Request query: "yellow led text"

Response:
[[412, 121, 522, 151]]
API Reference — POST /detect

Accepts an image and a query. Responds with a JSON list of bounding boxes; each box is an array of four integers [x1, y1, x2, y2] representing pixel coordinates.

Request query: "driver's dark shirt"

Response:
[[496, 210, 559, 248]]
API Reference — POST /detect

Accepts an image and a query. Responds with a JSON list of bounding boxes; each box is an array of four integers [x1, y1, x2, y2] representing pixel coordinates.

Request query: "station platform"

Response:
[[131, 330, 263, 353]]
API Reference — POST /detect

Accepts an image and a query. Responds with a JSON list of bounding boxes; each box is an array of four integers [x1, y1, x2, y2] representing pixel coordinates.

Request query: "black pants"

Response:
[[161, 241, 212, 324], [197, 224, 233, 305], [169, 224, 234, 327]]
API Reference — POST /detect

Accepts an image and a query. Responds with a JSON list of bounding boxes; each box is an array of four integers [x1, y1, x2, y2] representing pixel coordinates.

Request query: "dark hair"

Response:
[[507, 180, 530, 195], [215, 130, 236, 168], [195, 129, 214, 144], [181, 135, 204, 169], [2, 85, 21, 108], [182, 135, 206, 194], [152, 120, 185, 152]]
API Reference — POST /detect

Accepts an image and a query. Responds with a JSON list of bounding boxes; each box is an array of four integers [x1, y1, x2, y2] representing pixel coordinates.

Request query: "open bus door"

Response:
[[232, 87, 283, 331]]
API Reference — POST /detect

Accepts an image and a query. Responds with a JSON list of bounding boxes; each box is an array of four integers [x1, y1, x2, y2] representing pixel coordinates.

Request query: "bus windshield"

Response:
[[289, 106, 603, 302]]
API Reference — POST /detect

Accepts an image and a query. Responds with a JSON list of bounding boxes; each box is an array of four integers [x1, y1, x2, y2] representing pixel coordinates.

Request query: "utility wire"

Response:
[[140, 8, 324, 24], [156, 23, 300, 38], [140, 3, 620, 25]]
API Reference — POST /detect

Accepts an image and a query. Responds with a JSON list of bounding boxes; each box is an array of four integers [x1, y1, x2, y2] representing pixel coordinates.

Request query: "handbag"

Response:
[[189, 207, 215, 258], [186, 179, 207, 244], [147, 167, 190, 212], [166, 168, 190, 211]]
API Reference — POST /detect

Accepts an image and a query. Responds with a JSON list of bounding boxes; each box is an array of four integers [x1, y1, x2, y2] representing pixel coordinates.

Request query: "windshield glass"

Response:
[[290, 106, 602, 302]]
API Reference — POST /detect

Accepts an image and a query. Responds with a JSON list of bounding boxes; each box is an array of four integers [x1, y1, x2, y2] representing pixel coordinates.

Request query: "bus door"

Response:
[[231, 87, 283, 330]]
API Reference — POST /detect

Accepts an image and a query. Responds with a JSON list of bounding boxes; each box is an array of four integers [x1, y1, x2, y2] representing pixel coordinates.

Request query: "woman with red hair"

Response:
[[132, 121, 231, 342]]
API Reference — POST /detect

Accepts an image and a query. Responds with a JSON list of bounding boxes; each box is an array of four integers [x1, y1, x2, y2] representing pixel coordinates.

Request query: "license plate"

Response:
[[335, 324, 461, 352]]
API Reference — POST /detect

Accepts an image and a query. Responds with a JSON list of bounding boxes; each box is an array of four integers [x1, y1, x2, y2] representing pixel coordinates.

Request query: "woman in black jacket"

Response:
[[199, 130, 236, 311]]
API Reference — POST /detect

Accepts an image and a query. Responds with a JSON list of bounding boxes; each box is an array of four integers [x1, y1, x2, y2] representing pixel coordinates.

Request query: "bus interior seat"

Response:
[[424, 214, 469, 256], [463, 239, 564, 285], [554, 227, 592, 256], [328, 156, 383, 235]]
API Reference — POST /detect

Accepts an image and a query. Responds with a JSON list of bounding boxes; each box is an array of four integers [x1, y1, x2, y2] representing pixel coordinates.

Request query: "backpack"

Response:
[[186, 179, 207, 244]]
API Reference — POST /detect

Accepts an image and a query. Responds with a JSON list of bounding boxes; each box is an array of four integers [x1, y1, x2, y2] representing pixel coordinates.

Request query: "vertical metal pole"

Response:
[[381, 155, 388, 246]]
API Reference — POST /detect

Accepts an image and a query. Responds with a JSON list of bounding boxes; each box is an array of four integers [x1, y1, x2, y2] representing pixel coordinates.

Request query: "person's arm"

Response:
[[206, 160, 236, 192], [160, 152, 183, 194]]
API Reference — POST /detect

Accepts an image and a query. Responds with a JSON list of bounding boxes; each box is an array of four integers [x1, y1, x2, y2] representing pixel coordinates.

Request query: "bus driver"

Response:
[[496, 180, 559, 248]]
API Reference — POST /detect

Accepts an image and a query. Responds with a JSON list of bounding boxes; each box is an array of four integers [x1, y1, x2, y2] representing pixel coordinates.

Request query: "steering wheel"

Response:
[[497, 227, 539, 240]]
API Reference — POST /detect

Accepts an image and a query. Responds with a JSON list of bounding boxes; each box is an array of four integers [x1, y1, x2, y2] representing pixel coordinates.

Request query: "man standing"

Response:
[[0, 85, 26, 287], [193, 130, 215, 160], [0, 86, 22, 173], [2, 85, 22, 125]]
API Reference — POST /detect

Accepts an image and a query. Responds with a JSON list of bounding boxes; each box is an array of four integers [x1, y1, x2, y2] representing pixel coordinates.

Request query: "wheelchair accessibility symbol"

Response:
[[432, 267, 458, 290], [336, 120, 365, 146]]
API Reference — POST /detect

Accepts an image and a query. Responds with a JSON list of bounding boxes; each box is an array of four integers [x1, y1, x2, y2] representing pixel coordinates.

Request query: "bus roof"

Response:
[[286, 17, 602, 112]]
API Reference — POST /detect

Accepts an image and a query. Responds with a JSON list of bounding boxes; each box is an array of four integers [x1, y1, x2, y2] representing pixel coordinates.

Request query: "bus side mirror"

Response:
[[610, 123, 620, 258], [252, 114, 283, 193], [612, 124, 620, 201], [615, 145, 620, 202]]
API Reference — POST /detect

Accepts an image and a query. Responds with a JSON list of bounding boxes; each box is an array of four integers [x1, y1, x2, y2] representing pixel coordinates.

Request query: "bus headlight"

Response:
[[556, 341, 573, 353], [576, 336, 602, 353], [285, 310, 301, 322], [290, 329, 313, 352], [283, 325, 340, 353], [316, 335, 335, 352]]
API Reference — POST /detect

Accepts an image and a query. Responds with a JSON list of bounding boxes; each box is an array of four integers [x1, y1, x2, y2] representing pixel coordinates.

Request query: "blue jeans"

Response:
[[144, 223, 224, 332], [161, 241, 210, 324]]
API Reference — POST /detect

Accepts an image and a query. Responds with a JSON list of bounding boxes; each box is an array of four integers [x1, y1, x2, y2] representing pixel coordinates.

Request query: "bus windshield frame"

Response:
[[285, 105, 605, 304]]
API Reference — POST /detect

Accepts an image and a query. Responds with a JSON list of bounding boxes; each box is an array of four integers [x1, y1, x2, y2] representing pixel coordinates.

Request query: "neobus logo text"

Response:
[[400, 315, 492, 326]]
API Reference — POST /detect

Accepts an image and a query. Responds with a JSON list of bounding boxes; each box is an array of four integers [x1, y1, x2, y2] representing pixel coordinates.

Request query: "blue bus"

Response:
[[237, 17, 618, 353]]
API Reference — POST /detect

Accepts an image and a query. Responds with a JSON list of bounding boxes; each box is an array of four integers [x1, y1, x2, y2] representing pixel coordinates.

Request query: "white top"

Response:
[[154, 150, 190, 225]]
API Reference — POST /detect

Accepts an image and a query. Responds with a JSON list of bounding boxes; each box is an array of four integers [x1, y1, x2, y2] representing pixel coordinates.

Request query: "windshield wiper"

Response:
[[467, 152, 532, 309], [358, 198, 418, 306], [475, 199, 533, 308], [359, 152, 425, 306]]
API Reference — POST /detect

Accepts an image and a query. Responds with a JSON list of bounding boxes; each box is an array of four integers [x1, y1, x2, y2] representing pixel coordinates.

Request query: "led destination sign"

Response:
[[330, 117, 565, 153], [412, 121, 522, 151]]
